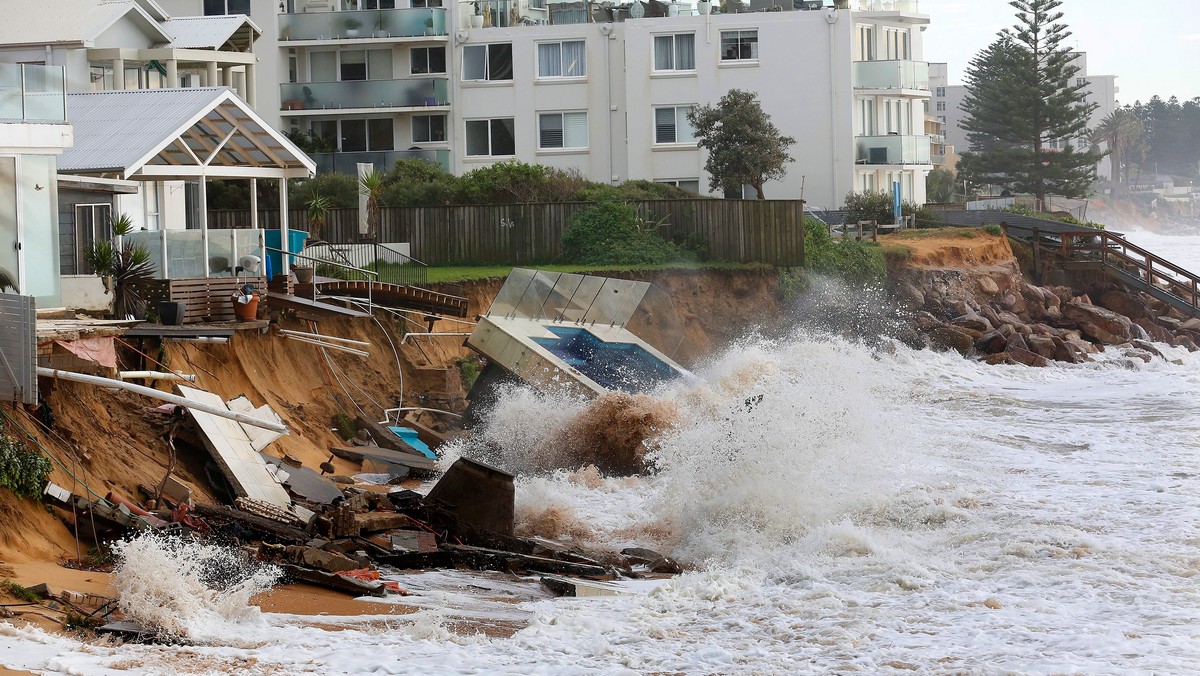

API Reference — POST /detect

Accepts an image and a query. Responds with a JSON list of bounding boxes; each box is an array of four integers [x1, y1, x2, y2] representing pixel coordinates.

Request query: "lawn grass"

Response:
[[425, 261, 761, 284], [887, 227, 986, 241]]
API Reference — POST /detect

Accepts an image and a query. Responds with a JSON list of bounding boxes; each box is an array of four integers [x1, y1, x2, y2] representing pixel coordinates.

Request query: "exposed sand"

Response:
[[880, 229, 1016, 268]]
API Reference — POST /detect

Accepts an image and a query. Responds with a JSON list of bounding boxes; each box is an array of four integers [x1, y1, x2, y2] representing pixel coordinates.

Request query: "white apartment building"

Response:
[[161, 0, 934, 207], [931, 52, 1117, 179], [2, 0, 934, 208]]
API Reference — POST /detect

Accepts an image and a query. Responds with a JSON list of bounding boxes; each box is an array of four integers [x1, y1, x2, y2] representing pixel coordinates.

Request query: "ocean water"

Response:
[[2, 231, 1200, 675]]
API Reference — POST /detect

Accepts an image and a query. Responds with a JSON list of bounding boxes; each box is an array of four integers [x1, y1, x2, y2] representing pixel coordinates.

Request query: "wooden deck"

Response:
[[302, 279, 470, 318], [140, 276, 268, 324]]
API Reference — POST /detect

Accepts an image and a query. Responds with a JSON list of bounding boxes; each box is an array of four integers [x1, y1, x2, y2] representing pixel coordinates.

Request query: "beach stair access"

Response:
[[1004, 223, 1200, 319]]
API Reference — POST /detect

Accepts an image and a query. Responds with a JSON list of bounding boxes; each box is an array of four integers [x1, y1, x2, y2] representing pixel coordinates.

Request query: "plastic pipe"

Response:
[[37, 368, 289, 433], [278, 329, 370, 347], [118, 371, 197, 383], [284, 335, 370, 357]]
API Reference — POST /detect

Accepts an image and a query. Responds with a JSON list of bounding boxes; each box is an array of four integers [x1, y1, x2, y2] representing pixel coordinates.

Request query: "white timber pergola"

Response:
[[58, 87, 315, 276]]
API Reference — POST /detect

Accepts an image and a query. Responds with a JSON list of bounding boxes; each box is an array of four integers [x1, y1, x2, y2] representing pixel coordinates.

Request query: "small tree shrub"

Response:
[[0, 424, 53, 500], [983, 224, 1004, 236], [561, 201, 690, 265], [803, 216, 886, 285]]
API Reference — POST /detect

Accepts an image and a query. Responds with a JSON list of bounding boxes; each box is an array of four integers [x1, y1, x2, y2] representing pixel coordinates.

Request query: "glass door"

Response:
[[0, 157, 18, 292]]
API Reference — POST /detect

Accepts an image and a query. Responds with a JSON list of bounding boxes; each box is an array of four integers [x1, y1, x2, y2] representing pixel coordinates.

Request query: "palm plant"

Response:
[[1091, 110, 1142, 194], [0, 267, 15, 292], [306, 190, 332, 242], [359, 170, 385, 241], [84, 213, 157, 319]]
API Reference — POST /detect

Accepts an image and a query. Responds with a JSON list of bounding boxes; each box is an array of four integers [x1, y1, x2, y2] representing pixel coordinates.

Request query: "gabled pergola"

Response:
[[59, 87, 316, 276]]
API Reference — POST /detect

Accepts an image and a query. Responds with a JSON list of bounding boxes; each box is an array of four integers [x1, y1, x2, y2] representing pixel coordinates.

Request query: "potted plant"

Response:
[[343, 16, 362, 37], [470, 2, 485, 28], [697, 0, 711, 13], [834, 0, 850, 8]]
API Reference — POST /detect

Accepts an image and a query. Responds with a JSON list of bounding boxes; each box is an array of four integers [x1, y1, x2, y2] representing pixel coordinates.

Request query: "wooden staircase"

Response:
[[1006, 225, 1200, 319]]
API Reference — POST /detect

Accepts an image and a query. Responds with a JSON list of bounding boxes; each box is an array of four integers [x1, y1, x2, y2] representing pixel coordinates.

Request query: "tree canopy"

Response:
[[957, 0, 1103, 204], [1122, 95, 1200, 180], [687, 89, 795, 199]]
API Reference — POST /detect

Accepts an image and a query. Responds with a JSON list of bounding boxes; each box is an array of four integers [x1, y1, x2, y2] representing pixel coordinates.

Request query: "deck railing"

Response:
[[265, 245, 376, 312]]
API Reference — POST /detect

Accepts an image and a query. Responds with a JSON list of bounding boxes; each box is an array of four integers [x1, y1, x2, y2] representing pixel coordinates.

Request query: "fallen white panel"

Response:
[[177, 385, 292, 508], [227, 395, 286, 451]]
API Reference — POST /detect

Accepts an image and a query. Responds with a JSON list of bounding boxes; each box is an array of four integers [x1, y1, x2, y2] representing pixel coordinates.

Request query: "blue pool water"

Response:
[[531, 326, 680, 393]]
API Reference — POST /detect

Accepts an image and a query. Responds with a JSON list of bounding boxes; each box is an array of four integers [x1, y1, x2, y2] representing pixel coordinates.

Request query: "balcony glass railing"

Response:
[[855, 135, 932, 165], [125, 229, 264, 280], [0, 63, 66, 123], [853, 60, 929, 90], [313, 149, 450, 174], [279, 8, 447, 41], [856, 0, 920, 11], [281, 78, 448, 110]]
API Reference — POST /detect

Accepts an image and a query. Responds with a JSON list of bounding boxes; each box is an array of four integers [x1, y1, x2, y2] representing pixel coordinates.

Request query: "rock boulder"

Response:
[[1061, 302, 1133, 344]]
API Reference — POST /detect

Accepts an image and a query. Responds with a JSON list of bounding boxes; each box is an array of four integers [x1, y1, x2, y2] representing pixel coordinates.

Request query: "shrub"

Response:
[[561, 201, 690, 265], [288, 173, 360, 209], [842, 190, 942, 228], [332, 412, 358, 441], [803, 216, 886, 285], [983, 224, 1003, 236], [1000, 206, 1105, 229], [0, 426, 52, 500]]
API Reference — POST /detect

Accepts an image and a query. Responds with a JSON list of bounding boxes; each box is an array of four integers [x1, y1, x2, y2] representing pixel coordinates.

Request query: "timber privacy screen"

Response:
[[206, 199, 807, 267]]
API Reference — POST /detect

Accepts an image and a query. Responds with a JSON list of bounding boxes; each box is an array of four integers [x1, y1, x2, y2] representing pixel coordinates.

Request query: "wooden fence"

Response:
[[206, 198, 806, 267]]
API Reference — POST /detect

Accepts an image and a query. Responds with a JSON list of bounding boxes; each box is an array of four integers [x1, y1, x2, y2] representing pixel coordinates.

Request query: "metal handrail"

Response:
[[265, 245, 376, 312], [307, 241, 430, 288]]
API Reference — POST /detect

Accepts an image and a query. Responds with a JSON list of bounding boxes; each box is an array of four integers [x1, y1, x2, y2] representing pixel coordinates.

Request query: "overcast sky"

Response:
[[920, 0, 1200, 105]]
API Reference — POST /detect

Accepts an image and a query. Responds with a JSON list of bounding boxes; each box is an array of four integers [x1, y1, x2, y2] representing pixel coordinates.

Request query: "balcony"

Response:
[[855, 135, 931, 165], [0, 63, 66, 123], [313, 149, 450, 174], [279, 8, 447, 41], [280, 78, 448, 112], [853, 60, 929, 92], [855, 0, 920, 11]]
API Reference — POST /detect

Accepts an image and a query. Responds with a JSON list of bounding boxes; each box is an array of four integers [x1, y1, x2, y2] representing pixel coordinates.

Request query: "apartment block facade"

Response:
[[160, 0, 933, 207]]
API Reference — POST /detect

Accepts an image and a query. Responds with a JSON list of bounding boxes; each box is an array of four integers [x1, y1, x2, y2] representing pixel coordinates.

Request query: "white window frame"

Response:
[[857, 24, 875, 61], [538, 111, 588, 150], [653, 105, 696, 145], [462, 43, 514, 82], [412, 114, 447, 143], [652, 33, 696, 72], [75, 203, 113, 273], [536, 40, 587, 79], [719, 30, 758, 62], [464, 117, 516, 157], [884, 28, 909, 60], [935, 86, 945, 97]]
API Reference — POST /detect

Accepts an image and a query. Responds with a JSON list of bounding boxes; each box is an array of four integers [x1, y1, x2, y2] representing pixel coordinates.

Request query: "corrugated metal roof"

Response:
[[0, 0, 169, 47], [60, 88, 227, 173], [163, 15, 262, 50], [59, 88, 314, 177]]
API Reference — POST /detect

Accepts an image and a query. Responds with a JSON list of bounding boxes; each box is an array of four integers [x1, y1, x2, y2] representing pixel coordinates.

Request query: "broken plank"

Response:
[[278, 564, 387, 598], [329, 445, 438, 473], [443, 544, 616, 579], [193, 504, 309, 544]]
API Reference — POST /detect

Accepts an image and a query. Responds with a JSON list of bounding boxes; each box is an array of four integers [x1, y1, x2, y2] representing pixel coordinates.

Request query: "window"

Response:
[[720, 30, 758, 62], [310, 49, 392, 82], [413, 114, 447, 143], [411, 0, 444, 6], [75, 204, 112, 274], [538, 112, 588, 149], [462, 44, 513, 82], [203, 0, 250, 15], [653, 33, 695, 71], [654, 105, 695, 144], [311, 119, 393, 152], [858, 98, 875, 135], [657, 179, 700, 193], [860, 172, 876, 192], [884, 28, 909, 60], [935, 101, 946, 112], [857, 25, 875, 61], [937, 115, 946, 124], [411, 47, 446, 74], [537, 41, 586, 78], [363, 0, 396, 7], [465, 118, 516, 156], [89, 64, 113, 91], [935, 86, 945, 97], [1076, 77, 1087, 86]]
